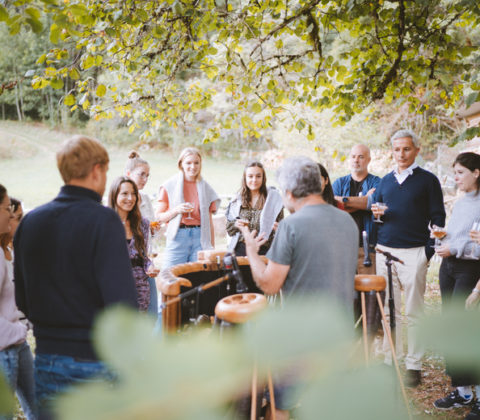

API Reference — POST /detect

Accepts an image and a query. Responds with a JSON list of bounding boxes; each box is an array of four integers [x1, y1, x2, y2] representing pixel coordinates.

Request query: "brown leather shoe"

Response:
[[405, 369, 421, 388]]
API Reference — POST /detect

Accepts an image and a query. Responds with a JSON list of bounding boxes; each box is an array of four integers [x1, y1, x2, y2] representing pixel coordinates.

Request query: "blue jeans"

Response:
[[35, 353, 112, 419], [163, 227, 202, 269], [147, 276, 158, 315], [0, 341, 36, 420]]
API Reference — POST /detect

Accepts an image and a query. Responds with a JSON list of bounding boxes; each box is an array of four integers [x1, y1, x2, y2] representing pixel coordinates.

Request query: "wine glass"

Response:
[[373, 202, 387, 224], [466, 220, 480, 259], [430, 224, 447, 248], [185, 202, 194, 220]]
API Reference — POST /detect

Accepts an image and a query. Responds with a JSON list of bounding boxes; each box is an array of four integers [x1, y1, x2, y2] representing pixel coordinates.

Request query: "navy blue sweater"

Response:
[[14, 185, 138, 360], [373, 168, 445, 249]]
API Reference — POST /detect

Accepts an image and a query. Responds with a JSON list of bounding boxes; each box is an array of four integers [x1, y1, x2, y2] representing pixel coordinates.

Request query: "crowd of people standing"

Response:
[[0, 130, 479, 420]]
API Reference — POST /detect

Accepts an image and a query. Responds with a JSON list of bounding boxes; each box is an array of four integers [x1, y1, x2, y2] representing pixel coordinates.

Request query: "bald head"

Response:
[[348, 144, 371, 180]]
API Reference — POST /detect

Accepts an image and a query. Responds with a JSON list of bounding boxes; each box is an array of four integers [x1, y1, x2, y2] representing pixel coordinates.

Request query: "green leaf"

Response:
[[69, 68, 80, 80], [69, 4, 88, 17], [50, 23, 60, 44], [64, 94, 76, 106], [418, 301, 480, 375], [82, 55, 95, 70], [0, 5, 8, 22], [251, 102, 262, 113], [50, 77, 64, 90], [26, 17, 44, 33], [96, 84, 107, 97]]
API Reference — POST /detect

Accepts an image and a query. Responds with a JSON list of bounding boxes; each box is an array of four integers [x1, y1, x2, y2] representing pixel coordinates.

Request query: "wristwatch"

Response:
[[342, 197, 349, 203]]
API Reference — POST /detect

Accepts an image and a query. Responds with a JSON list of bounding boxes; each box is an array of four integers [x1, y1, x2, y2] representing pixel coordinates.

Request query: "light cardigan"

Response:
[[225, 186, 284, 251], [162, 172, 220, 250], [445, 190, 480, 259], [0, 249, 26, 350]]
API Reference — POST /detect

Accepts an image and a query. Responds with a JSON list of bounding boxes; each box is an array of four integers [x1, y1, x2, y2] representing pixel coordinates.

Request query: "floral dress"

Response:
[[127, 218, 152, 312]]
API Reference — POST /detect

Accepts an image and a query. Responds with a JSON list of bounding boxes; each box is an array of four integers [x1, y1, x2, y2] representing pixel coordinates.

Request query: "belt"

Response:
[[179, 224, 200, 229]]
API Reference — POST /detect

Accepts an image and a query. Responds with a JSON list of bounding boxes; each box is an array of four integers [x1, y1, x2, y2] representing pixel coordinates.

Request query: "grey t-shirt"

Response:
[[267, 204, 358, 308]]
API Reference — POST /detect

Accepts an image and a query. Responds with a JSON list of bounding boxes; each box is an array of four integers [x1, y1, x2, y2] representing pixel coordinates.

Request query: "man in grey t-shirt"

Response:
[[240, 156, 358, 420]]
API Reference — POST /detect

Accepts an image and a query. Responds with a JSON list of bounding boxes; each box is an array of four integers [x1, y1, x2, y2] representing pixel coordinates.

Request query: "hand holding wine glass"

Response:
[[465, 220, 480, 258], [430, 224, 447, 248], [184, 202, 194, 220], [372, 202, 388, 223]]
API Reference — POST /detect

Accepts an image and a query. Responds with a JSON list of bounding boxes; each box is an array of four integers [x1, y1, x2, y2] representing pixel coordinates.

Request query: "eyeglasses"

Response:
[[0, 204, 14, 214]]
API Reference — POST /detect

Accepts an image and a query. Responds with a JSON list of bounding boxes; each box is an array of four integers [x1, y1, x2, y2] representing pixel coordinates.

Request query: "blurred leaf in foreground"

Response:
[[418, 299, 480, 376], [55, 306, 253, 420], [0, 371, 15, 416]]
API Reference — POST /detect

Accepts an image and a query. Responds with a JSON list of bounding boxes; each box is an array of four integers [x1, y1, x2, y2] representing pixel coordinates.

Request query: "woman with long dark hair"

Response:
[[0, 186, 36, 419], [225, 161, 283, 256], [317, 163, 341, 208], [109, 177, 158, 313], [433, 152, 480, 418]]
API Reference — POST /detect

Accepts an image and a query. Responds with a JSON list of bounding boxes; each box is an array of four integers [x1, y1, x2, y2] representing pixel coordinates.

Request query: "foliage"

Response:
[[418, 299, 480, 377], [50, 301, 411, 420], [0, 23, 87, 125], [0, 372, 15, 417], [1, 0, 479, 144]]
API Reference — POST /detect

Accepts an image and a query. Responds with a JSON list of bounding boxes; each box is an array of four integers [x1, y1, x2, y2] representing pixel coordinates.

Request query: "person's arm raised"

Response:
[[239, 226, 289, 295]]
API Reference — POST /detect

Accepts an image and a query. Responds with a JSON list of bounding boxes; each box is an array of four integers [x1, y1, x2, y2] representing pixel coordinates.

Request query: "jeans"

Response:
[[35, 353, 112, 419], [0, 341, 36, 420], [147, 276, 158, 315], [163, 227, 202, 269]]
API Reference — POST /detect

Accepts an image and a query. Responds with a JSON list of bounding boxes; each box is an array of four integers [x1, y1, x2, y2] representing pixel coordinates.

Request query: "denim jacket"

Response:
[[332, 173, 381, 250]]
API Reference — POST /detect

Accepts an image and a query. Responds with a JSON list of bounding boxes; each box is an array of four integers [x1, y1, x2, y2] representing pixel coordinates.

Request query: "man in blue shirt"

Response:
[[333, 144, 381, 274], [370, 129, 445, 388], [14, 135, 138, 418]]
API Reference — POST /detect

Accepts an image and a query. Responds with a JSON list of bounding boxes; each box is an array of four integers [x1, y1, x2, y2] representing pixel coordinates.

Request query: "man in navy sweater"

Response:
[[370, 129, 445, 388], [14, 135, 138, 418]]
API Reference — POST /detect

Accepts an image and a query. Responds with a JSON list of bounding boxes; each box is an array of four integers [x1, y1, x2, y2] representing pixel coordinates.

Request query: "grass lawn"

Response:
[[0, 120, 278, 210]]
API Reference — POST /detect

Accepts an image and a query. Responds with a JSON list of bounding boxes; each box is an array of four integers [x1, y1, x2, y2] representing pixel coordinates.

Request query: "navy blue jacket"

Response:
[[370, 167, 445, 255], [332, 173, 381, 250], [14, 185, 138, 360]]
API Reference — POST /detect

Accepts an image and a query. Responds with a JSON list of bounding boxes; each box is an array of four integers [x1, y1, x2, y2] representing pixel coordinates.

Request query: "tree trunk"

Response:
[[14, 84, 22, 121], [13, 65, 22, 121]]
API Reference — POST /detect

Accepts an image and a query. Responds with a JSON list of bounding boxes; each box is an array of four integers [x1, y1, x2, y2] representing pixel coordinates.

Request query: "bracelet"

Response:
[[473, 288, 480, 294]]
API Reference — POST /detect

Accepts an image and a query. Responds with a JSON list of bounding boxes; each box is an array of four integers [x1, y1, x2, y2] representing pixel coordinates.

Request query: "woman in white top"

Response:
[[156, 147, 219, 268], [0, 187, 36, 419]]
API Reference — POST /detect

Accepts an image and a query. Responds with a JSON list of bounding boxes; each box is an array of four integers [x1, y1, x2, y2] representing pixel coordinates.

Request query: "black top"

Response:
[[14, 185, 138, 360], [349, 178, 367, 246]]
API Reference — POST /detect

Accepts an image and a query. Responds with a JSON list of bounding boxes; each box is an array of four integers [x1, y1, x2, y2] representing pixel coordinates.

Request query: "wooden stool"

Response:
[[354, 274, 386, 364], [215, 293, 275, 420], [354, 275, 412, 419]]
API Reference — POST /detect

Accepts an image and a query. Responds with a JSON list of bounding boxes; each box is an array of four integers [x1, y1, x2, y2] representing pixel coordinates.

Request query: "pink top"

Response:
[[158, 180, 217, 225], [0, 250, 26, 350]]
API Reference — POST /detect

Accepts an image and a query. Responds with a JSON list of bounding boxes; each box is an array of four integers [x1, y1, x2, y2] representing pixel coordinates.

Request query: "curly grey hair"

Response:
[[390, 129, 419, 148], [276, 156, 322, 198]]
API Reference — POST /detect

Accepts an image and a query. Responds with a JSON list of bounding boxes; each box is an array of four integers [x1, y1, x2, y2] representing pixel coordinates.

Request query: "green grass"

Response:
[[0, 120, 277, 210]]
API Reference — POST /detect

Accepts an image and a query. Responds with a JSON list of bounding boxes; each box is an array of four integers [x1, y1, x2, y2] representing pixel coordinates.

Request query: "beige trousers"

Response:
[[376, 244, 428, 370]]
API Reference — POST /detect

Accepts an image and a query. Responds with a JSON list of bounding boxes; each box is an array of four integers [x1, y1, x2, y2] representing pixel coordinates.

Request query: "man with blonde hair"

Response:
[[14, 135, 137, 419]]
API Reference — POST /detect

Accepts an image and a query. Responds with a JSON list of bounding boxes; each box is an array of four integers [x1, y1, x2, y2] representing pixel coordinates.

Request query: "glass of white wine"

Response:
[[185, 202, 194, 220], [466, 220, 480, 259], [373, 202, 387, 224]]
